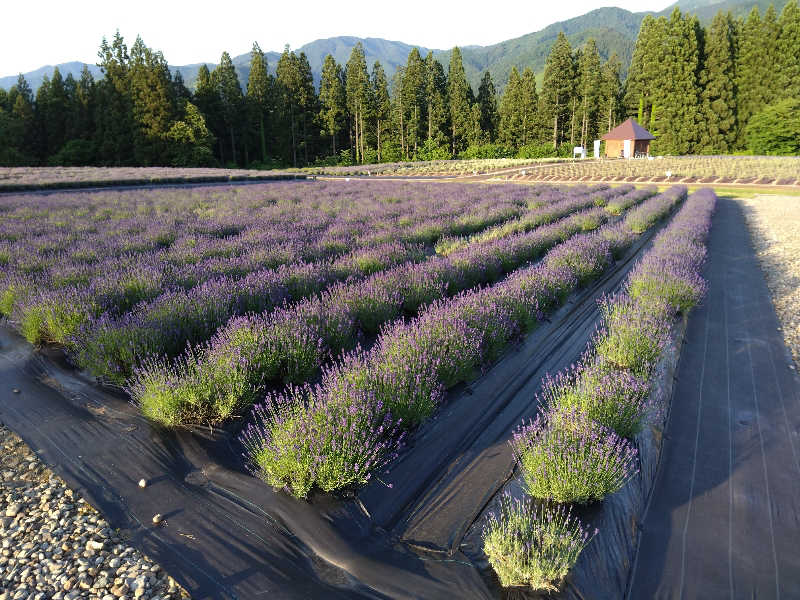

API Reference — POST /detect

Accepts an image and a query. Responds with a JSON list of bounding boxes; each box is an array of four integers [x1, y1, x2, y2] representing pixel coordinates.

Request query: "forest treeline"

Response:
[[1, 2, 798, 168]]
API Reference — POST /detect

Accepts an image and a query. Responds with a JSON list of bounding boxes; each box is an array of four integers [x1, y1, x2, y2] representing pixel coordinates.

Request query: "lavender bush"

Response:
[[240, 378, 405, 498], [539, 357, 656, 440], [511, 407, 639, 504], [482, 493, 597, 590]]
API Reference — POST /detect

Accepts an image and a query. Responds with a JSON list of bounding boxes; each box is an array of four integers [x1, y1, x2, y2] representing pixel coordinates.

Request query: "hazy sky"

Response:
[[1, 0, 674, 75]]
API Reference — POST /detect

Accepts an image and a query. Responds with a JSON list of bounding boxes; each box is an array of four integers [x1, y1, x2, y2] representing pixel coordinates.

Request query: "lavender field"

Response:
[[0, 178, 717, 594]]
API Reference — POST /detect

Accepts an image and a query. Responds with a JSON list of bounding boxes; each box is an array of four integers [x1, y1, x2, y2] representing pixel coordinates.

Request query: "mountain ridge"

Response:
[[1, 0, 788, 94]]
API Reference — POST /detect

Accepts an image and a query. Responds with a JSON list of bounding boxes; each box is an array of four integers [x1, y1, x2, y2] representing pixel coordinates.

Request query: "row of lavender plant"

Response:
[[434, 185, 644, 255], [66, 188, 589, 382], [1, 181, 536, 329], [2, 183, 549, 380], [236, 186, 687, 499], [484, 189, 716, 591], [130, 187, 652, 427], [129, 207, 600, 424]]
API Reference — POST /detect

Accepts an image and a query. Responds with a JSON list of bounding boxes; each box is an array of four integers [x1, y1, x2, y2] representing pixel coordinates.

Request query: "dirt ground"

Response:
[[738, 194, 800, 368]]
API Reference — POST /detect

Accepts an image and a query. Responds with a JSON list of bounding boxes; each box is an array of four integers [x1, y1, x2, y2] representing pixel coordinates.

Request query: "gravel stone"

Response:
[[0, 425, 190, 599], [739, 195, 800, 367]]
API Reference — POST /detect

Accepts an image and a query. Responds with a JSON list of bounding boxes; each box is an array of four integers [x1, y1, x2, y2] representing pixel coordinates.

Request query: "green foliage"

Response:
[[745, 98, 800, 155], [698, 12, 737, 153], [48, 139, 95, 166], [516, 142, 559, 159], [540, 32, 576, 148], [483, 495, 596, 591], [418, 138, 451, 160], [448, 47, 474, 155], [458, 143, 514, 159], [165, 102, 216, 166]]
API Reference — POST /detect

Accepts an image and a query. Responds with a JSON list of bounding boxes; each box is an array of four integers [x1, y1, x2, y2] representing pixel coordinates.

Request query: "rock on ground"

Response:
[[0, 424, 190, 599], [738, 195, 800, 368]]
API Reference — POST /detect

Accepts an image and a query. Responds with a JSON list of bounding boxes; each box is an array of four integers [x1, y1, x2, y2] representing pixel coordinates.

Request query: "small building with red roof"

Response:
[[601, 118, 655, 158]]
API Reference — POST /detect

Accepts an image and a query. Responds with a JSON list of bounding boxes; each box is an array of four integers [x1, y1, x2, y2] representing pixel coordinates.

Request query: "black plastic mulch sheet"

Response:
[[627, 197, 800, 599], [0, 226, 661, 600]]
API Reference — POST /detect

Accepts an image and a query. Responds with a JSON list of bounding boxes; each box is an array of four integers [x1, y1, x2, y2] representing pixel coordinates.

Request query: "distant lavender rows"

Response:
[[237, 186, 688, 498], [2, 181, 575, 378]]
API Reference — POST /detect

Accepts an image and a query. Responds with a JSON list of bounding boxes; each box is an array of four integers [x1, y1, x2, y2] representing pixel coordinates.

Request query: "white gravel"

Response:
[[738, 195, 800, 367], [0, 425, 190, 600]]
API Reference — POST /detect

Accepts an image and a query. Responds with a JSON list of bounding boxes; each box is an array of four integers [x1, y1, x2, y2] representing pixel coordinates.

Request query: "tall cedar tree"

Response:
[[477, 71, 499, 142], [448, 47, 472, 155], [776, 0, 800, 100], [129, 36, 176, 165], [247, 43, 274, 164], [345, 43, 371, 163], [319, 54, 346, 156], [698, 12, 737, 153], [371, 61, 391, 161], [499, 67, 523, 147], [400, 49, 425, 159], [95, 32, 134, 165], [600, 53, 623, 133], [655, 9, 703, 154], [577, 40, 602, 149], [540, 32, 575, 148], [214, 52, 244, 165], [424, 52, 449, 147], [624, 15, 668, 130], [295, 53, 316, 165], [276, 47, 302, 166], [194, 64, 225, 163]]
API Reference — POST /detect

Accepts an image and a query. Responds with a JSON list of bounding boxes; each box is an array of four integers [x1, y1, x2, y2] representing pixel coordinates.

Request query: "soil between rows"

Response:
[[0, 220, 664, 599]]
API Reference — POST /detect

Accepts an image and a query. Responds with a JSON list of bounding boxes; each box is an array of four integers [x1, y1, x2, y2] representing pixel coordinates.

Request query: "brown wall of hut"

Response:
[[604, 139, 651, 158]]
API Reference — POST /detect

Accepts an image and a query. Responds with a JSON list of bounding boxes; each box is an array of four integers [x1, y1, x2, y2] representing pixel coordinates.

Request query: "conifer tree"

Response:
[[539, 32, 575, 148], [73, 66, 95, 142], [623, 15, 668, 129], [600, 53, 622, 133], [424, 52, 448, 147], [776, 0, 800, 100], [247, 42, 274, 163], [448, 47, 473, 155], [577, 39, 602, 149], [95, 31, 134, 164], [400, 48, 425, 159], [214, 51, 244, 165], [371, 61, 391, 161], [698, 12, 737, 153], [129, 36, 176, 165], [319, 54, 346, 157], [295, 52, 316, 165], [519, 68, 538, 146], [345, 42, 371, 163], [276, 47, 303, 166], [194, 64, 225, 163], [655, 9, 703, 154], [498, 67, 522, 147], [477, 70, 499, 142]]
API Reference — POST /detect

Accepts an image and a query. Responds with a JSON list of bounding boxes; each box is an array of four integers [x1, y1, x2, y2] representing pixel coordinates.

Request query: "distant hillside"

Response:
[[1, 0, 790, 94]]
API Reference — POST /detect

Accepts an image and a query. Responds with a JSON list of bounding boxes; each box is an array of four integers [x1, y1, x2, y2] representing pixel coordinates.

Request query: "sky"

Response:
[[1, 0, 675, 76]]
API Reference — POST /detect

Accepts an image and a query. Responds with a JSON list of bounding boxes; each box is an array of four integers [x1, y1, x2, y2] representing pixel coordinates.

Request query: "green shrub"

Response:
[[512, 408, 638, 504], [483, 493, 597, 590], [517, 143, 558, 159], [458, 143, 514, 159], [745, 98, 800, 156]]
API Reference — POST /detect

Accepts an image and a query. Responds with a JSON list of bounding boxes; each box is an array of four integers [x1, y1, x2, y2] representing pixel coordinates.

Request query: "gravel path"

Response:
[[0, 425, 190, 600], [738, 195, 800, 367]]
